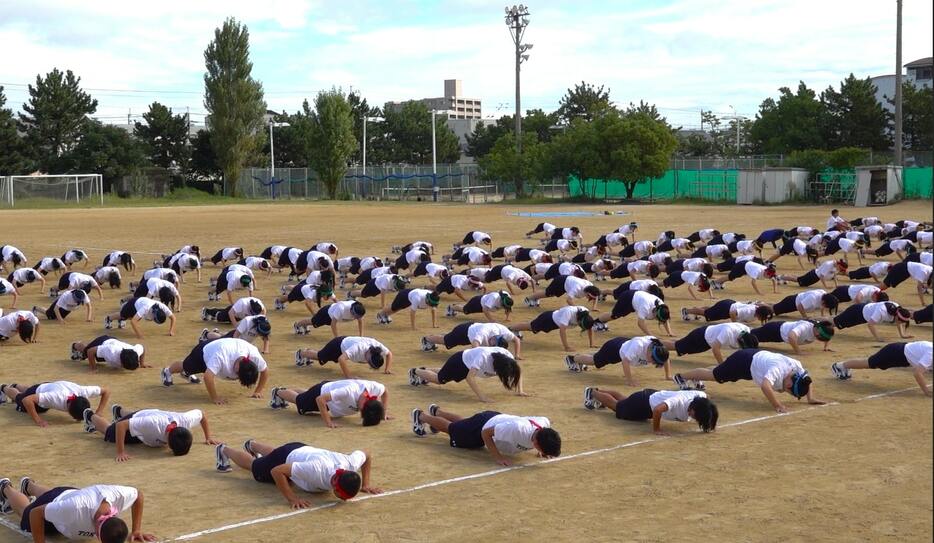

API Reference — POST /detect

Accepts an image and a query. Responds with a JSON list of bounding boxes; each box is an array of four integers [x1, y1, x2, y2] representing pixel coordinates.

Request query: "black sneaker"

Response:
[[111, 404, 123, 422], [82, 408, 95, 433], [18, 477, 32, 498], [0, 478, 12, 514], [411, 409, 427, 437], [215, 443, 232, 472]]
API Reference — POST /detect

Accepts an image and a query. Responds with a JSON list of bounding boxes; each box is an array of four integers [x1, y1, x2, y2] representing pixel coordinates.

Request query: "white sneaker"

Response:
[[831, 362, 851, 380], [411, 409, 427, 437], [565, 355, 585, 373], [215, 443, 232, 472], [82, 408, 95, 433], [161, 368, 174, 387], [70, 342, 82, 361], [0, 478, 12, 514], [274, 299, 285, 311], [445, 305, 455, 317], [117, 320, 126, 329], [103, 316, 113, 330], [182, 371, 201, 384], [295, 350, 307, 367], [408, 368, 421, 386], [111, 404, 123, 422], [293, 322, 306, 335], [681, 307, 690, 321], [583, 387, 601, 410], [199, 328, 210, 342], [269, 387, 288, 409], [201, 308, 209, 321], [421, 337, 437, 352]]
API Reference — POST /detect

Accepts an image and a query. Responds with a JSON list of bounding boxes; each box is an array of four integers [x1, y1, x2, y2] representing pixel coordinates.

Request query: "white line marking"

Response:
[[0, 517, 26, 538], [852, 386, 917, 402]]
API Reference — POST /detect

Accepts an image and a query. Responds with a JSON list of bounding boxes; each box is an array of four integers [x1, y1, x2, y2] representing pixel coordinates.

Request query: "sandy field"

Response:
[[0, 200, 931, 543]]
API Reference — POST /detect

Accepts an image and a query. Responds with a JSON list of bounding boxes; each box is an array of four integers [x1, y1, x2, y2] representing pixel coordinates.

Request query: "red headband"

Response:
[[330, 469, 355, 500], [66, 394, 77, 403], [165, 421, 178, 435]]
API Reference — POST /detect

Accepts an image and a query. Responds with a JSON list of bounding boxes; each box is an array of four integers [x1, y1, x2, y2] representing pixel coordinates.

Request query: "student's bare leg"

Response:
[[277, 388, 302, 404], [571, 354, 596, 366], [432, 406, 464, 423], [24, 480, 51, 498], [1, 484, 30, 516], [424, 334, 445, 344], [414, 368, 441, 384], [166, 361, 185, 375], [222, 446, 256, 471], [73, 341, 88, 351], [90, 413, 110, 433], [248, 441, 277, 456], [417, 412, 453, 433], [679, 368, 716, 381], [592, 389, 620, 410], [205, 332, 223, 340], [295, 318, 313, 328], [509, 322, 533, 331], [684, 306, 708, 317], [297, 348, 319, 360], [839, 358, 870, 370]]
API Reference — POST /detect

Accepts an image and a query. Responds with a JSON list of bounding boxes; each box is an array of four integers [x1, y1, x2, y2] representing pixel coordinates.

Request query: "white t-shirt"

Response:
[[463, 247, 489, 264], [62, 249, 86, 264], [847, 284, 881, 302], [795, 289, 827, 313], [780, 321, 817, 344], [649, 390, 707, 421], [560, 227, 578, 240], [287, 447, 367, 493], [467, 323, 516, 345], [890, 239, 914, 252], [921, 252, 933, 267], [632, 291, 664, 320], [314, 242, 338, 254], [299, 284, 321, 301], [424, 263, 448, 279], [303, 270, 329, 287], [43, 485, 137, 540], [374, 273, 400, 291], [838, 238, 858, 253], [904, 341, 933, 370], [328, 301, 360, 321], [461, 346, 513, 377], [55, 290, 87, 311], [681, 270, 705, 286], [862, 302, 897, 324], [868, 262, 891, 278], [815, 260, 837, 280], [36, 257, 63, 274], [94, 266, 121, 285], [225, 270, 252, 292], [563, 276, 593, 298], [144, 278, 178, 298], [320, 380, 386, 418], [502, 265, 531, 285], [128, 409, 203, 447], [143, 268, 179, 282], [407, 289, 435, 310], [306, 250, 333, 270], [605, 233, 627, 246], [908, 262, 932, 283], [683, 258, 708, 272], [201, 338, 267, 379], [230, 297, 265, 318], [556, 262, 582, 276], [66, 272, 98, 290], [648, 253, 670, 267], [467, 267, 490, 281], [2, 246, 25, 263], [826, 215, 846, 230], [628, 279, 658, 292], [633, 241, 654, 255], [482, 414, 551, 456], [555, 239, 575, 252], [502, 244, 522, 257], [730, 302, 759, 322], [864, 225, 884, 239], [105, 251, 131, 267], [36, 381, 102, 411], [736, 240, 756, 255], [619, 336, 656, 366], [750, 351, 804, 390], [133, 297, 172, 321], [627, 260, 653, 276], [617, 223, 636, 236], [698, 228, 717, 242], [480, 291, 507, 310], [96, 339, 145, 368], [340, 337, 388, 363], [552, 305, 589, 327], [705, 244, 729, 258], [722, 233, 739, 244], [450, 274, 475, 290], [703, 323, 750, 348], [221, 247, 241, 260], [528, 249, 549, 263], [235, 315, 269, 340], [285, 248, 303, 265], [470, 231, 491, 244], [789, 238, 808, 256], [242, 256, 267, 270], [0, 278, 15, 295], [0, 310, 39, 338], [10, 268, 38, 284], [744, 261, 769, 280], [671, 238, 692, 250]]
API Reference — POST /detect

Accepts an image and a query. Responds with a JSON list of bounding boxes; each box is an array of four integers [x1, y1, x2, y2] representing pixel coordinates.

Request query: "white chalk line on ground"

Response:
[[164, 386, 920, 542]]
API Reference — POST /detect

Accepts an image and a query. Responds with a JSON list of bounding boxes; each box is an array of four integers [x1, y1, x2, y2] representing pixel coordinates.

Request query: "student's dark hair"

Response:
[[118, 253, 133, 270], [334, 470, 362, 500], [317, 256, 331, 269], [648, 338, 669, 367], [654, 303, 671, 323], [248, 299, 263, 315], [190, 245, 200, 256], [254, 316, 272, 337], [646, 284, 665, 300], [72, 289, 88, 303], [67, 396, 91, 420], [491, 352, 521, 390], [168, 426, 193, 456], [80, 281, 94, 294], [350, 301, 367, 317], [99, 516, 129, 543], [572, 268, 586, 279], [755, 305, 775, 323], [872, 291, 890, 302], [570, 227, 580, 234], [120, 349, 140, 370], [361, 399, 385, 426], [689, 397, 718, 433], [152, 306, 167, 325], [107, 272, 121, 289], [50, 258, 62, 270], [737, 331, 759, 349], [17, 320, 34, 343], [831, 208, 839, 215], [805, 246, 819, 265], [790, 372, 812, 399], [320, 269, 335, 286], [696, 274, 711, 292], [647, 263, 660, 278], [582, 286, 601, 299], [700, 263, 714, 277], [821, 294, 839, 314], [812, 320, 835, 341], [367, 346, 385, 369], [237, 358, 259, 387], [535, 427, 562, 457], [894, 306, 912, 324], [157, 287, 176, 307], [577, 309, 595, 331]]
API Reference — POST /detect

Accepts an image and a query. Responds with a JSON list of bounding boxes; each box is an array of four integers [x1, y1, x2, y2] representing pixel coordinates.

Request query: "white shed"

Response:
[[854, 165, 903, 206], [737, 168, 809, 204]]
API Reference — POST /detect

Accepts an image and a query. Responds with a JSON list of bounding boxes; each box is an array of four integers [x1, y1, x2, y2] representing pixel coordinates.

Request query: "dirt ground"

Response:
[[0, 200, 930, 543]]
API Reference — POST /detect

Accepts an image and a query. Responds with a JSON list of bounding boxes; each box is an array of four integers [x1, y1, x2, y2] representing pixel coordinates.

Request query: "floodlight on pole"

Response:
[[362, 115, 384, 177], [269, 121, 290, 179], [505, 4, 531, 155], [431, 109, 438, 202], [723, 105, 746, 155]]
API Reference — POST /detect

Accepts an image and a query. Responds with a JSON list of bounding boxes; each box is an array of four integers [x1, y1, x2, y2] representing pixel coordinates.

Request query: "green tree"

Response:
[[820, 74, 890, 151], [599, 111, 678, 199], [479, 131, 543, 196], [307, 88, 356, 199], [133, 102, 191, 172], [0, 86, 34, 175], [66, 121, 148, 190], [890, 82, 934, 151], [378, 101, 459, 164], [259, 109, 310, 169], [466, 116, 512, 159], [17, 68, 98, 173], [522, 108, 560, 143], [548, 119, 601, 197], [347, 91, 382, 164], [749, 82, 825, 154], [557, 81, 613, 124], [188, 130, 223, 182], [203, 17, 266, 196]]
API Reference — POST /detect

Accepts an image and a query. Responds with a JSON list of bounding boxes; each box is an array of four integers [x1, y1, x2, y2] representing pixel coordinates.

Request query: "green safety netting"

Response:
[[568, 170, 737, 201], [903, 167, 932, 199]]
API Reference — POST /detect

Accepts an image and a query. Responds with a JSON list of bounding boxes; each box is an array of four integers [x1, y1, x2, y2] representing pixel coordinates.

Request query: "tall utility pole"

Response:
[[894, 0, 903, 166], [505, 5, 531, 154]]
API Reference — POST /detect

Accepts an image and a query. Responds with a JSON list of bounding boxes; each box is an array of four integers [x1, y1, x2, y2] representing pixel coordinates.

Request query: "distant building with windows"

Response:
[[871, 56, 932, 113], [387, 80, 485, 162]]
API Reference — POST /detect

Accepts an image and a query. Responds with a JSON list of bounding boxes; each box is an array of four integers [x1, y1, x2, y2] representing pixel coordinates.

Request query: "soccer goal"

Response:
[[0, 174, 104, 207]]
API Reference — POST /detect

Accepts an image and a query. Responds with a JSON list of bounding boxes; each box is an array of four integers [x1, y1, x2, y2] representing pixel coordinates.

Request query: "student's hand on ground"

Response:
[[654, 430, 670, 437], [516, 392, 532, 397], [250, 392, 263, 399], [383, 414, 393, 420], [36, 420, 49, 428], [205, 438, 220, 445], [494, 456, 512, 467], [214, 398, 228, 405], [626, 379, 639, 387], [382, 369, 392, 374], [774, 404, 788, 414], [325, 421, 340, 428], [362, 485, 383, 494], [168, 331, 175, 336], [807, 398, 826, 405], [115, 453, 131, 462], [289, 498, 312, 509], [131, 532, 157, 542]]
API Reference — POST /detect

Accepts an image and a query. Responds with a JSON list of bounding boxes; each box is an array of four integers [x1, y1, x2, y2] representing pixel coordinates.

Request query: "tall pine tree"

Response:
[[0, 86, 33, 175]]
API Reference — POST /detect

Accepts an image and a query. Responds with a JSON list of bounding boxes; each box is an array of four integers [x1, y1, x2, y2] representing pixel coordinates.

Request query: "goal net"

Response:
[[0, 174, 104, 207]]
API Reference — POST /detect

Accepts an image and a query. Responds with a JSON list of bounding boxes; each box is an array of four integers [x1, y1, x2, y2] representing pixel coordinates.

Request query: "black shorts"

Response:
[[664, 272, 687, 288], [133, 282, 150, 298], [619, 245, 636, 258], [21, 486, 76, 534], [215, 272, 229, 295], [715, 259, 735, 273], [361, 280, 382, 298], [45, 302, 71, 320], [311, 306, 333, 328], [882, 262, 911, 289], [832, 304, 867, 330], [437, 352, 469, 383], [514, 248, 533, 262], [867, 342, 911, 370], [443, 323, 472, 349], [181, 342, 208, 375], [778, 238, 797, 256], [277, 249, 294, 270], [727, 261, 747, 281], [703, 299, 735, 322], [612, 282, 634, 300], [485, 265, 506, 282], [544, 276, 568, 298], [674, 326, 711, 356], [610, 291, 637, 320], [251, 442, 306, 483], [316, 336, 346, 363], [215, 305, 234, 323], [750, 322, 783, 343], [83, 335, 115, 359], [390, 290, 413, 312], [14, 384, 48, 413], [462, 296, 483, 314], [796, 270, 820, 287], [530, 311, 559, 334], [57, 272, 74, 291], [771, 295, 798, 316], [592, 337, 626, 368], [543, 264, 563, 280], [614, 388, 657, 421], [544, 239, 560, 252], [829, 286, 852, 303], [448, 411, 500, 449], [666, 259, 685, 274], [295, 381, 328, 415], [104, 413, 143, 444], [847, 267, 872, 280], [914, 304, 933, 324], [711, 349, 756, 383], [119, 298, 140, 320], [434, 276, 455, 295], [286, 283, 306, 303]]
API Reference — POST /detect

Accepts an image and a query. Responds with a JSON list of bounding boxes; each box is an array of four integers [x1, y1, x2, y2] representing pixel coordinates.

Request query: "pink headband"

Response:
[[95, 508, 120, 541]]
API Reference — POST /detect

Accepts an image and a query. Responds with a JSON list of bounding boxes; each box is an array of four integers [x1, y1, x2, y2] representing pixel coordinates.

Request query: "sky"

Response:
[[0, 0, 931, 130]]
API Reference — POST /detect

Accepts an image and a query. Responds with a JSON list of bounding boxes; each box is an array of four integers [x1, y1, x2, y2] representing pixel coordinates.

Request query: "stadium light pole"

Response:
[[894, 0, 903, 166], [725, 105, 745, 155], [505, 5, 531, 154], [269, 121, 290, 179], [362, 115, 384, 176], [431, 109, 438, 201]]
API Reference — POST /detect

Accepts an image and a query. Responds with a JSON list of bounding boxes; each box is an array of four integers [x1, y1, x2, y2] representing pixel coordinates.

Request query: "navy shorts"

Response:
[[360, 279, 382, 298], [867, 342, 911, 370], [796, 270, 820, 287], [703, 299, 735, 321], [311, 306, 332, 328], [14, 384, 48, 413], [833, 304, 867, 330], [674, 326, 711, 356], [119, 298, 140, 320], [751, 322, 783, 343], [914, 305, 933, 324], [847, 267, 872, 280], [666, 259, 685, 274], [448, 411, 500, 449], [711, 349, 757, 383], [104, 413, 143, 444], [21, 486, 76, 534], [485, 265, 506, 282], [727, 261, 747, 281], [514, 248, 533, 262], [437, 352, 469, 383], [443, 323, 472, 349], [610, 290, 637, 320], [390, 290, 413, 312], [82, 335, 115, 359], [664, 272, 686, 288], [544, 276, 568, 298], [592, 337, 626, 368], [529, 311, 559, 334], [615, 388, 657, 421], [771, 295, 798, 316], [295, 381, 328, 415], [882, 262, 911, 289], [181, 342, 208, 375], [434, 276, 456, 295], [829, 286, 852, 303], [316, 336, 346, 363], [612, 282, 634, 299], [251, 442, 306, 483], [462, 296, 483, 314], [45, 302, 71, 320], [286, 283, 306, 303]]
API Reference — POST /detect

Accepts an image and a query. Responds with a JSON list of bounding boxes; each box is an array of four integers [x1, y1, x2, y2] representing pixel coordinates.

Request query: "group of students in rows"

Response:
[[1, 208, 933, 543]]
